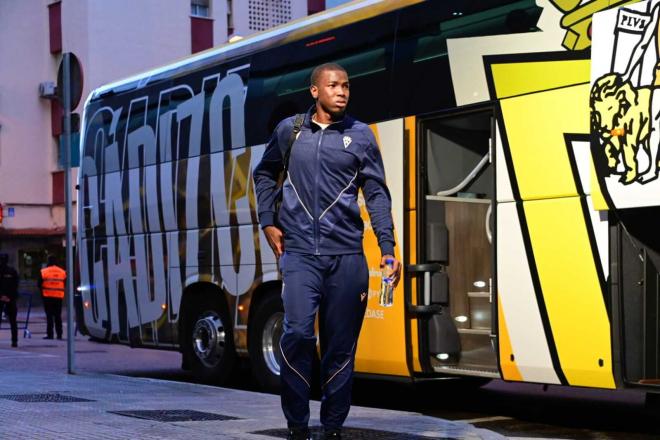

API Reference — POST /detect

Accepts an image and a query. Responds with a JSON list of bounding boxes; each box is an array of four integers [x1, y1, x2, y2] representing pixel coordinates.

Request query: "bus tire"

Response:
[[249, 293, 285, 393], [185, 292, 236, 384]]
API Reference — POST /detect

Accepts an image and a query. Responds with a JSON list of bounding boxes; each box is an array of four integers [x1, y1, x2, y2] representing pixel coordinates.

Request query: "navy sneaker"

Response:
[[324, 429, 341, 439], [287, 427, 310, 440]]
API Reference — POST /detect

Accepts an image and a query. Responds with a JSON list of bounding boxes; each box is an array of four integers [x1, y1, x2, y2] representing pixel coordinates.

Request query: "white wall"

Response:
[[232, 0, 249, 35], [212, 0, 230, 45], [0, 0, 55, 209], [291, 0, 307, 19], [65, 0, 192, 114]]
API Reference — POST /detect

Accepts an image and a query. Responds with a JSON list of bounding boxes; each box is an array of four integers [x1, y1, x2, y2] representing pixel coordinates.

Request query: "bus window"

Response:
[[425, 111, 493, 199], [391, 0, 541, 117], [246, 11, 397, 145]]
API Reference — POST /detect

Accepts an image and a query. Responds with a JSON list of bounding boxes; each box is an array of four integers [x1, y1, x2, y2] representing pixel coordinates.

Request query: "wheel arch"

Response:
[[247, 280, 282, 345], [178, 281, 229, 350]]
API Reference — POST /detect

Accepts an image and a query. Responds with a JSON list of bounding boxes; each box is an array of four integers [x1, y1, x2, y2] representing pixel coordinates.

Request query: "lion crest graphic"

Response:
[[590, 2, 660, 185]]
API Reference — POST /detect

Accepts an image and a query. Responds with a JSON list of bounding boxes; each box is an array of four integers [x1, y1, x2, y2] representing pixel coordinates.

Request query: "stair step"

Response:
[[457, 328, 491, 335], [467, 291, 489, 298]]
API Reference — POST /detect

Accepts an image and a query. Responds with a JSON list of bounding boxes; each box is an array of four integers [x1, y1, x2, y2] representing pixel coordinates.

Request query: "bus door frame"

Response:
[[406, 102, 498, 376]]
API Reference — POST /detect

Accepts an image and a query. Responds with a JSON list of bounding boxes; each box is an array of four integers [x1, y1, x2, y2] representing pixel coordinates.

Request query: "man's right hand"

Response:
[[263, 226, 285, 258], [0, 295, 9, 303]]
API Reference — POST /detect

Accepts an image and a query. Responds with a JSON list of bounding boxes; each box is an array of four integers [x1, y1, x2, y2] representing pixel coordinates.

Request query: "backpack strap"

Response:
[[283, 113, 305, 174]]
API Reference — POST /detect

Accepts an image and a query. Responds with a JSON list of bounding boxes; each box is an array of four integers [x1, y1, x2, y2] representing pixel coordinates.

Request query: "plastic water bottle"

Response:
[[379, 258, 395, 307]]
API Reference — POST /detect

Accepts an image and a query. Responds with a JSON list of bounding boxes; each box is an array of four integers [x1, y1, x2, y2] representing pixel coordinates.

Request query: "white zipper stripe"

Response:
[[287, 172, 314, 221], [322, 343, 356, 388], [319, 171, 358, 220], [279, 340, 311, 388]]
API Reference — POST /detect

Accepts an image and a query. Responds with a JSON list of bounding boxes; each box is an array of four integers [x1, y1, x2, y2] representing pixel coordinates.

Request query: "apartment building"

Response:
[[0, 0, 322, 285]]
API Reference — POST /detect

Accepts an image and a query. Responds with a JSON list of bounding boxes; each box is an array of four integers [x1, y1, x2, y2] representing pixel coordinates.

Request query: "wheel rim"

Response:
[[192, 311, 226, 368], [262, 312, 284, 376]]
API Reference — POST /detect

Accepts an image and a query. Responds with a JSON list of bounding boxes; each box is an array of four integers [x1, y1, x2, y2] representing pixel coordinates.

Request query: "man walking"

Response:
[[38, 256, 66, 340], [253, 63, 401, 440], [0, 253, 19, 348]]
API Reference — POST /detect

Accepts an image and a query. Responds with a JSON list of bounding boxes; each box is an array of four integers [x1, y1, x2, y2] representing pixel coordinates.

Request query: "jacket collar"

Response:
[[303, 105, 353, 132]]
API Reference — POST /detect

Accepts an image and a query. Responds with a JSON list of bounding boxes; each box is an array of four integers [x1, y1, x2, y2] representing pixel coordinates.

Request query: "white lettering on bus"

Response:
[[79, 68, 271, 340]]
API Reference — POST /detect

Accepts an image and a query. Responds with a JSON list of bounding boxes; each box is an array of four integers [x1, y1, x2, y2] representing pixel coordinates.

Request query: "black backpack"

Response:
[[275, 114, 305, 217]]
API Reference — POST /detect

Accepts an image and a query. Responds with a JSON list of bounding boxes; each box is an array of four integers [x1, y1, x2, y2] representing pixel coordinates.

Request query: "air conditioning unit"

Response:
[[39, 81, 58, 99]]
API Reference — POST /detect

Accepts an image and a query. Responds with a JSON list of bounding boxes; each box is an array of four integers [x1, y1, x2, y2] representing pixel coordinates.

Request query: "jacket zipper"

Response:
[[314, 130, 323, 255]]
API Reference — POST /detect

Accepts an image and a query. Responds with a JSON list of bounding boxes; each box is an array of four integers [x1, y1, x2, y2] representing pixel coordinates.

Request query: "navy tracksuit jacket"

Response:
[[253, 107, 395, 430]]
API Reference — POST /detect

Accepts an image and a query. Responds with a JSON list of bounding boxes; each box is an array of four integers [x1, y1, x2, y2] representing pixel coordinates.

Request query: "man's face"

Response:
[[311, 69, 350, 117]]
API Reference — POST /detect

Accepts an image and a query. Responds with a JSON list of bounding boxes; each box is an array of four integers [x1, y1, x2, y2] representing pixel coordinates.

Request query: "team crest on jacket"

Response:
[[343, 136, 352, 148]]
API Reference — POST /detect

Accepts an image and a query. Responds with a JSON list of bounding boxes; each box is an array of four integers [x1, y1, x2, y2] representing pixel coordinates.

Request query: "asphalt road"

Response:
[[2, 311, 659, 439]]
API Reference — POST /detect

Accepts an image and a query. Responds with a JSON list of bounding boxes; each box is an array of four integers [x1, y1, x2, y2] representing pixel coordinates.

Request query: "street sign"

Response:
[[57, 53, 84, 109], [59, 132, 80, 168], [7, 207, 14, 217]]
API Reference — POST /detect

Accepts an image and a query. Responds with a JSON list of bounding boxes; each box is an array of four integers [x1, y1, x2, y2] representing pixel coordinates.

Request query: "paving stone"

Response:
[[0, 371, 507, 439]]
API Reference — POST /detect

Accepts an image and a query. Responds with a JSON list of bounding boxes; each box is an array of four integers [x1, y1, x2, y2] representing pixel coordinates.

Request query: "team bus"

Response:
[[77, 0, 660, 397]]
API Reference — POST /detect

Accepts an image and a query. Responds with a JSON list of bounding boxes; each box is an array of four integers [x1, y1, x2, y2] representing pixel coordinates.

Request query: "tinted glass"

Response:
[[245, 11, 398, 144], [423, 110, 493, 199], [391, 0, 541, 117]]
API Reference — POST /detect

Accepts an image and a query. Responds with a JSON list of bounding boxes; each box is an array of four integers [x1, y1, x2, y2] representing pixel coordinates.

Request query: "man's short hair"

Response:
[[310, 63, 348, 86]]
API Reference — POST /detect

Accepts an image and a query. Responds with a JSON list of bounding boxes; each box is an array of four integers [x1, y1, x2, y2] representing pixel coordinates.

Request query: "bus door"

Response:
[[410, 108, 498, 377]]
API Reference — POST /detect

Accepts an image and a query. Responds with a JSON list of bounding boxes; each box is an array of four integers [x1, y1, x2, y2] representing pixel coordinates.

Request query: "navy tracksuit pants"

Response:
[[279, 252, 369, 430]]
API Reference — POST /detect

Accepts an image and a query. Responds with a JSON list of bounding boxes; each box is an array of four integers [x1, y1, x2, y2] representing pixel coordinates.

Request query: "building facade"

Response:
[[230, 0, 307, 35], [0, 0, 323, 290]]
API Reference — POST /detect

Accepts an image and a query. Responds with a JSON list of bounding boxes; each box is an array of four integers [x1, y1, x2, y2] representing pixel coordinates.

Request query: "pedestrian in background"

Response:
[[0, 253, 20, 347], [254, 63, 401, 440], [38, 255, 66, 340]]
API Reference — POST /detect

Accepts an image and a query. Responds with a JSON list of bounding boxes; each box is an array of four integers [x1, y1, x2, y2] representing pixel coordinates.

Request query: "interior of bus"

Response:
[[413, 108, 498, 377]]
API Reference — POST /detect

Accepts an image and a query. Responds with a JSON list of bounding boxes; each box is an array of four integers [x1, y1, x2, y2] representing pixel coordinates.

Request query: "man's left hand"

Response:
[[380, 255, 401, 287], [0, 295, 9, 303]]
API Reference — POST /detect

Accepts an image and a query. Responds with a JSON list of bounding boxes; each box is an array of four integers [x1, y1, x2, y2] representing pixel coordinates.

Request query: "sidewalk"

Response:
[[1, 306, 507, 439], [0, 369, 507, 439]]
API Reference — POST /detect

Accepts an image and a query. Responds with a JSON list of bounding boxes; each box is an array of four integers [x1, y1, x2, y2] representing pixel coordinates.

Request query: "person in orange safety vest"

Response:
[[38, 256, 66, 340]]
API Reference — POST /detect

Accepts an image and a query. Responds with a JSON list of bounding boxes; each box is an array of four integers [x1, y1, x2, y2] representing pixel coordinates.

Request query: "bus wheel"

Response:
[[186, 295, 236, 384], [249, 293, 284, 393]]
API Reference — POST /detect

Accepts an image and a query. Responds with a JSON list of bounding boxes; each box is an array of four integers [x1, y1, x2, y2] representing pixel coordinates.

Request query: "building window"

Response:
[[191, 0, 210, 17], [307, 0, 325, 15]]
